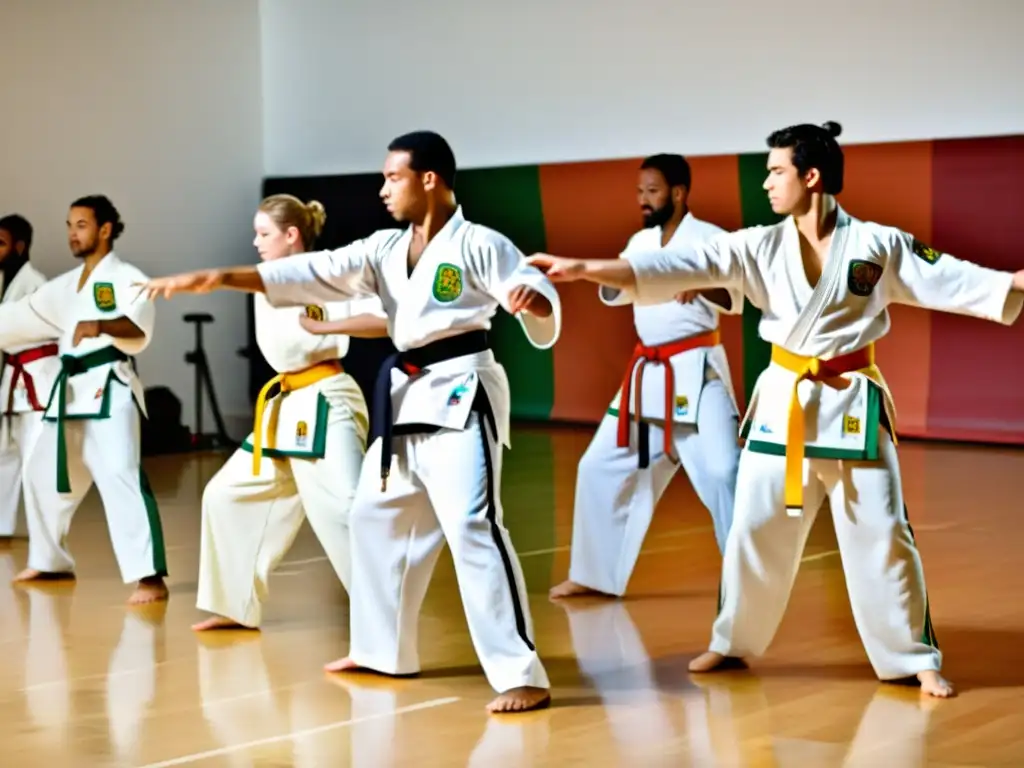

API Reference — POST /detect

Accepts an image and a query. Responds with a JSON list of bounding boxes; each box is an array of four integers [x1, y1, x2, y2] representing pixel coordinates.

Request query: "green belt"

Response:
[[54, 346, 129, 493]]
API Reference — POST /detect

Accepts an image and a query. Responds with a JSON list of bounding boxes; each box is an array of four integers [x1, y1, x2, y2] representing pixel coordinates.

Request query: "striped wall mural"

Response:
[[263, 133, 1024, 446]]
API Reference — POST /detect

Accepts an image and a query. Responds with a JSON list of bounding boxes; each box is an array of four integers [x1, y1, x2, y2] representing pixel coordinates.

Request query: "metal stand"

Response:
[[183, 313, 235, 450]]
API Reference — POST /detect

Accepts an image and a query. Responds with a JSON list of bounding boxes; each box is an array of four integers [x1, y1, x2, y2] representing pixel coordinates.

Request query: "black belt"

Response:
[[371, 330, 493, 490]]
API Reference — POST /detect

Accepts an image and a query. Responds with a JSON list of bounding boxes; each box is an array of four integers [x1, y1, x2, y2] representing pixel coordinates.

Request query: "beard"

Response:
[[70, 238, 97, 259], [641, 200, 674, 229]]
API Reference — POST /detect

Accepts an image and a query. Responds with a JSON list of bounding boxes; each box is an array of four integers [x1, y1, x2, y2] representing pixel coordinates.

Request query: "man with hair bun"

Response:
[[550, 153, 742, 602], [0, 194, 168, 605], [529, 120, 1024, 698], [191, 193, 388, 632]]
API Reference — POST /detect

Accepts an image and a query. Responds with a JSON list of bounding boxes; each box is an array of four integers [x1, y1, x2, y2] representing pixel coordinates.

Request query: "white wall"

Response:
[[4, 0, 1021, 433], [260, 0, 1024, 177], [0, 0, 263, 433]]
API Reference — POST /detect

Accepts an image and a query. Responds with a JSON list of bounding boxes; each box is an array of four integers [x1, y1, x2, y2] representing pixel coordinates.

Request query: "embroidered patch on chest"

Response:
[[432, 263, 463, 303], [847, 260, 883, 297], [304, 305, 325, 321], [911, 238, 942, 265], [93, 282, 116, 312]]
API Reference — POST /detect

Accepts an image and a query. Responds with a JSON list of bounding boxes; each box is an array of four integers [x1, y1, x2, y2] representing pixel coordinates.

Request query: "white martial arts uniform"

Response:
[[611, 206, 1023, 679], [0, 261, 58, 537], [0, 251, 166, 584], [569, 214, 743, 596], [256, 206, 561, 694], [196, 291, 384, 627]]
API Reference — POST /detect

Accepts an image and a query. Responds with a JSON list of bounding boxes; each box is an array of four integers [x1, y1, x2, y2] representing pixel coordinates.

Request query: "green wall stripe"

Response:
[[454, 165, 555, 420], [737, 153, 783, 404]]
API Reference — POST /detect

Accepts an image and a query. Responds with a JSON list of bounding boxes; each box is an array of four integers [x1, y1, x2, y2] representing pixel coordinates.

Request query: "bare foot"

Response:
[[688, 651, 748, 673], [192, 615, 256, 632], [324, 656, 367, 674], [548, 580, 613, 600], [322, 656, 419, 679], [12, 568, 75, 583], [486, 686, 551, 714], [917, 670, 955, 698], [128, 577, 169, 605]]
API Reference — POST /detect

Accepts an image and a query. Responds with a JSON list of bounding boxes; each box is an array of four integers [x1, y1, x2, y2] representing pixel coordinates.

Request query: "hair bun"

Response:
[[306, 200, 327, 237], [821, 121, 842, 138]]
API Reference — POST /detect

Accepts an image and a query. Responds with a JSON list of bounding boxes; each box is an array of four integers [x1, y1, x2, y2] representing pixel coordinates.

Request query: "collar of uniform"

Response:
[[650, 210, 695, 248], [402, 205, 467, 246], [783, 204, 851, 236]]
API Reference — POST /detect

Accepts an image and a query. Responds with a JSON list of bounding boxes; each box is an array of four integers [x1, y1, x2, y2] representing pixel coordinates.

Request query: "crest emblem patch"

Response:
[[847, 260, 883, 297], [93, 282, 116, 312], [295, 420, 308, 447], [304, 305, 325, 321], [432, 263, 463, 303], [911, 238, 942, 265], [674, 395, 689, 417]]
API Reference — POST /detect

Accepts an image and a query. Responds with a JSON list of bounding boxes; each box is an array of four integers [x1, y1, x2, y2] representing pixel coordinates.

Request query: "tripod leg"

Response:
[[198, 354, 236, 448], [194, 349, 204, 440]]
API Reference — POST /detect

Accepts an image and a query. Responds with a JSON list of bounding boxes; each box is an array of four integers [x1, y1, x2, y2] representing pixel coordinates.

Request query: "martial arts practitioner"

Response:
[[550, 154, 742, 601], [0, 214, 58, 539], [138, 130, 560, 714], [0, 195, 168, 605], [528, 121, 1024, 698], [193, 193, 387, 631]]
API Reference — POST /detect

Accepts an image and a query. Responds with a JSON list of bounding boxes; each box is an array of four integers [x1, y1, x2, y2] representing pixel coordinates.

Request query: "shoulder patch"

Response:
[[304, 305, 325, 321], [911, 238, 942, 265], [93, 282, 116, 312], [432, 262, 463, 303], [847, 260, 883, 298]]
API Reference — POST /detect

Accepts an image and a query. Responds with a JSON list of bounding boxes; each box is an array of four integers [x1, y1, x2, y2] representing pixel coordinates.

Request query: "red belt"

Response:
[[2, 343, 59, 414], [616, 329, 721, 461]]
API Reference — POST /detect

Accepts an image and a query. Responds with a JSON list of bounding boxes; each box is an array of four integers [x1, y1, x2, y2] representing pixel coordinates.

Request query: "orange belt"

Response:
[[770, 343, 881, 511], [616, 329, 720, 462], [251, 359, 342, 474]]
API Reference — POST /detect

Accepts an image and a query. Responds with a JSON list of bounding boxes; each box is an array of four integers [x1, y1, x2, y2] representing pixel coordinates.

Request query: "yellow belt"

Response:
[[770, 343, 887, 512], [251, 359, 342, 473]]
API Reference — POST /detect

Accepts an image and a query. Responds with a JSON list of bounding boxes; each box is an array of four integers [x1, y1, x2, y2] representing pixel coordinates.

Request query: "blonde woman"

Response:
[[193, 194, 386, 631]]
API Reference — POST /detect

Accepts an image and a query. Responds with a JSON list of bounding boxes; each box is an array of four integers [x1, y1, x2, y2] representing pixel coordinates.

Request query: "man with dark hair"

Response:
[[528, 120, 1024, 698], [387, 130, 457, 188], [138, 130, 559, 713], [0, 195, 168, 605], [550, 153, 742, 601], [0, 213, 58, 540]]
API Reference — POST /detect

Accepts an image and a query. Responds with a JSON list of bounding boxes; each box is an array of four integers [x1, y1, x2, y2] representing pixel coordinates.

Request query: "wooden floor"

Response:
[[1, 424, 1023, 767]]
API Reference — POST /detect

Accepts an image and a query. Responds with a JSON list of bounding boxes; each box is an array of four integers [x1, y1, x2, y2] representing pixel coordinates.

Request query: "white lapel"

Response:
[[404, 206, 466, 277], [783, 207, 851, 350]]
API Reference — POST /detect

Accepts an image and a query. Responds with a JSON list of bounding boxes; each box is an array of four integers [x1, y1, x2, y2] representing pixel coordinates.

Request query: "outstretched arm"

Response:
[[137, 235, 385, 307], [0, 281, 64, 350], [529, 229, 751, 306], [885, 232, 1024, 324]]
